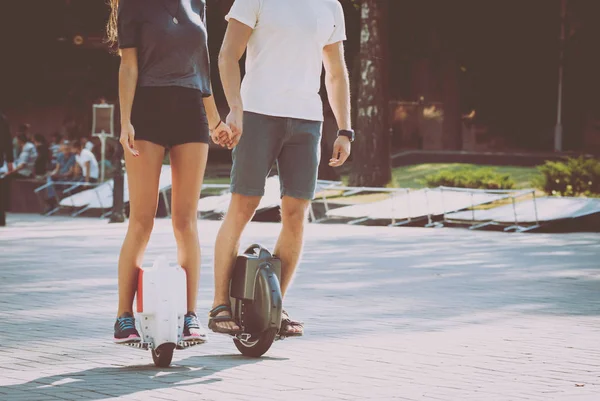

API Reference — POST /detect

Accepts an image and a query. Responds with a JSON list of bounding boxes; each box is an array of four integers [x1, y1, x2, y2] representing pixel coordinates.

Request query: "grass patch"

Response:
[[330, 163, 542, 204], [340, 163, 541, 189], [204, 177, 230, 185]]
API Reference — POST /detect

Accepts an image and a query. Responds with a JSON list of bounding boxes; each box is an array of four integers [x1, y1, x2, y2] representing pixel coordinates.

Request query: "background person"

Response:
[[0, 111, 14, 226], [71, 141, 99, 183]]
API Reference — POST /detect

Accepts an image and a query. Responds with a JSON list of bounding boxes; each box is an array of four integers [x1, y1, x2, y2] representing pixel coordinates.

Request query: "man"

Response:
[[1, 133, 37, 223], [0, 112, 13, 175], [71, 140, 99, 183], [12, 134, 38, 179], [81, 136, 94, 152], [44, 140, 77, 211], [0, 111, 14, 226], [208, 0, 354, 336], [13, 123, 31, 161], [51, 140, 76, 179], [32, 134, 50, 178], [49, 132, 63, 168]]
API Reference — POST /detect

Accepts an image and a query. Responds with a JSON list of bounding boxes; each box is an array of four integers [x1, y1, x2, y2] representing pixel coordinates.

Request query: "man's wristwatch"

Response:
[[337, 129, 355, 143]]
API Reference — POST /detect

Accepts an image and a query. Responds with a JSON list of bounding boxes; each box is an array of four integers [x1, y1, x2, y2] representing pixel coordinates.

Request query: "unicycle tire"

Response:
[[234, 327, 278, 358], [152, 343, 176, 367]]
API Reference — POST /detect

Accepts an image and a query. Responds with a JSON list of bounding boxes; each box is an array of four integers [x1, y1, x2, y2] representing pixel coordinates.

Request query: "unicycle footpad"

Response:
[[119, 340, 204, 351]]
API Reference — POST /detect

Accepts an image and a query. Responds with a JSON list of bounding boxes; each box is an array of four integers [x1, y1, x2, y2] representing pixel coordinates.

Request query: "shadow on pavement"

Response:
[[0, 354, 287, 400]]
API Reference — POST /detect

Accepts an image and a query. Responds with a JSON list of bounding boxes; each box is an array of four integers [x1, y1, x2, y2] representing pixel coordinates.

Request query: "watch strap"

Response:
[[337, 129, 355, 142]]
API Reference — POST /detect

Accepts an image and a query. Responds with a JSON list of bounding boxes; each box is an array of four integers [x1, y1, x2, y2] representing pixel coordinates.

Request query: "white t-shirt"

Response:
[[76, 149, 99, 180], [226, 0, 347, 122], [16, 142, 37, 177]]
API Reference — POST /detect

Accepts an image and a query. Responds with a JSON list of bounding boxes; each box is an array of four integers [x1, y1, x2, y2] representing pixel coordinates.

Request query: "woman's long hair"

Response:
[[106, 0, 119, 49]]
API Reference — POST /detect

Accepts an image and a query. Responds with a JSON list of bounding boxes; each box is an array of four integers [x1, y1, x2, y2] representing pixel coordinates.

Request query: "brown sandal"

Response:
[[207, 305, 243, 335], [278, 309, 304, 337]]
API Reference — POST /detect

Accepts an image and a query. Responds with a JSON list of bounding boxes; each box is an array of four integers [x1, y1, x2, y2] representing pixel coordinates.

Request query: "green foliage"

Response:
[[424, 168, 515, 190], [349, 0, 361, 10], [537, 157, 600, 197]]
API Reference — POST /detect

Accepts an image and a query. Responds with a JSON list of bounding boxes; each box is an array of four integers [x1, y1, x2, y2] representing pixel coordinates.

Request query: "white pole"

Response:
[[100, 132, 106, 183], [92, 104, 115, 183], [554, 0, 567, 152]]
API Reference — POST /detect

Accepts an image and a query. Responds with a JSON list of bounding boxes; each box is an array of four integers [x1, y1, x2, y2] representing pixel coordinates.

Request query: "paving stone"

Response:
[[0, 214, 599, 400]]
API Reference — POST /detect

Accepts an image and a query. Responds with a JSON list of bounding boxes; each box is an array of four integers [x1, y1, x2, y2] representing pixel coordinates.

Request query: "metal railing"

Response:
[[33, 175, 543, 232], [312, 185, 411, 225], [310, 184, 542, 232], [34, 179, 104, 216], [441, 188, 541, 232]]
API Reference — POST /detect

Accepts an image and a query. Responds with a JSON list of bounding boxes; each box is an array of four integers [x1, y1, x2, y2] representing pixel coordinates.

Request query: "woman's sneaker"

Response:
[[113, 312, 142, 344], [183, 311, 207, 343]]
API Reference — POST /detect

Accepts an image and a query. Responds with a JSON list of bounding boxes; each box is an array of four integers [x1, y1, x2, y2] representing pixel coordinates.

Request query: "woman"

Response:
[[107, 0, 232, 344]]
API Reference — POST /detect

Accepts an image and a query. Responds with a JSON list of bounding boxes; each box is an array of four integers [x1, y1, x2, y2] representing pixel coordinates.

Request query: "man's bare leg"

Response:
[[211, 193, 260, 332], [273, 196, 310, 335], [274, 196, 310, 295]]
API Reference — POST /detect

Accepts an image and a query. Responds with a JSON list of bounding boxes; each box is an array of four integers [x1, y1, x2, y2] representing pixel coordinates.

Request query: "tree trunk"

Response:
[[349, 0, 391, 187]]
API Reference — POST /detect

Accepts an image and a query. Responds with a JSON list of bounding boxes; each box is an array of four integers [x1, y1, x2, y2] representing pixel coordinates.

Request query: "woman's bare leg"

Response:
[[116, 140, 165, 317], [168, 142, 209, 313]]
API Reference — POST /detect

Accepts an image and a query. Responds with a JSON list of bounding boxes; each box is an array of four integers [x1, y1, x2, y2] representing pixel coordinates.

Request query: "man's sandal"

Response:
[[208, 305, 243, 335], [278, 309, 304, 338]]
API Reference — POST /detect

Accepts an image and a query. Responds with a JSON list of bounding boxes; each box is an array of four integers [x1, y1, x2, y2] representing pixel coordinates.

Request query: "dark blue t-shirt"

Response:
[[118, 0, 211, 96], [57, 152, 76, 176]]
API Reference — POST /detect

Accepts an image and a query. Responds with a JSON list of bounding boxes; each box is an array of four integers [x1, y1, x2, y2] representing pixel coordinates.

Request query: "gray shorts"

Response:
[[230, 112, 322, 200]]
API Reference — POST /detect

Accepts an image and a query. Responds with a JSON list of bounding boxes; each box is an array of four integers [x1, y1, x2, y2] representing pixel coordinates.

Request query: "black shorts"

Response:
[[131, 86, 210, 149]]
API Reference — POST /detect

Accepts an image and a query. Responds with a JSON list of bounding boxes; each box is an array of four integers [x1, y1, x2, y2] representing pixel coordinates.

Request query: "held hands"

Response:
[[211, 108, 242, 150], [120, 122, 139, 157], [226, 108, 243, 149], [210, 120, 234, 149], [329, 136, 351, 167]]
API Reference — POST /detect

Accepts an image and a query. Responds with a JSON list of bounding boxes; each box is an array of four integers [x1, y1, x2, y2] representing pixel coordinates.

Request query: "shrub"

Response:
[[537, 157, 600, 197], [424, 168, 515, 190]]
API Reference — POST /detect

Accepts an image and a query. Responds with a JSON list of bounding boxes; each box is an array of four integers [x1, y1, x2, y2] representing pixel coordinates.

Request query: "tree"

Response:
[[348, 0, 392, 187]]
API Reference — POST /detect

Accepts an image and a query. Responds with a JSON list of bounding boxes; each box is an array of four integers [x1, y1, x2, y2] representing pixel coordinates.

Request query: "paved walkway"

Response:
[[1, 214, 599, 401]]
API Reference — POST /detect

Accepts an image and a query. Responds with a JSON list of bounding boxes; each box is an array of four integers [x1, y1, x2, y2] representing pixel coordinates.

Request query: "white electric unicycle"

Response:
[[120, 256, 204, 367]]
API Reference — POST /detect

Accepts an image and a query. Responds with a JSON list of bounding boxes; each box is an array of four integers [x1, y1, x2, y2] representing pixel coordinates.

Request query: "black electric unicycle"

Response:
[[229, 244, 283, 357]]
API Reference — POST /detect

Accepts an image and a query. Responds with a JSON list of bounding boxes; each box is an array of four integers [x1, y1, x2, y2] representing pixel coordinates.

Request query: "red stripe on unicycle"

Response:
[[137, 268, 144, 313]]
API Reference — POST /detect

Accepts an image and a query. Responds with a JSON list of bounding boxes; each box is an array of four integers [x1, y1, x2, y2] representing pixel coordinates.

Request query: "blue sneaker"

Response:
[[183, 311, 207, 343], [114, 312, 141, 344]]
